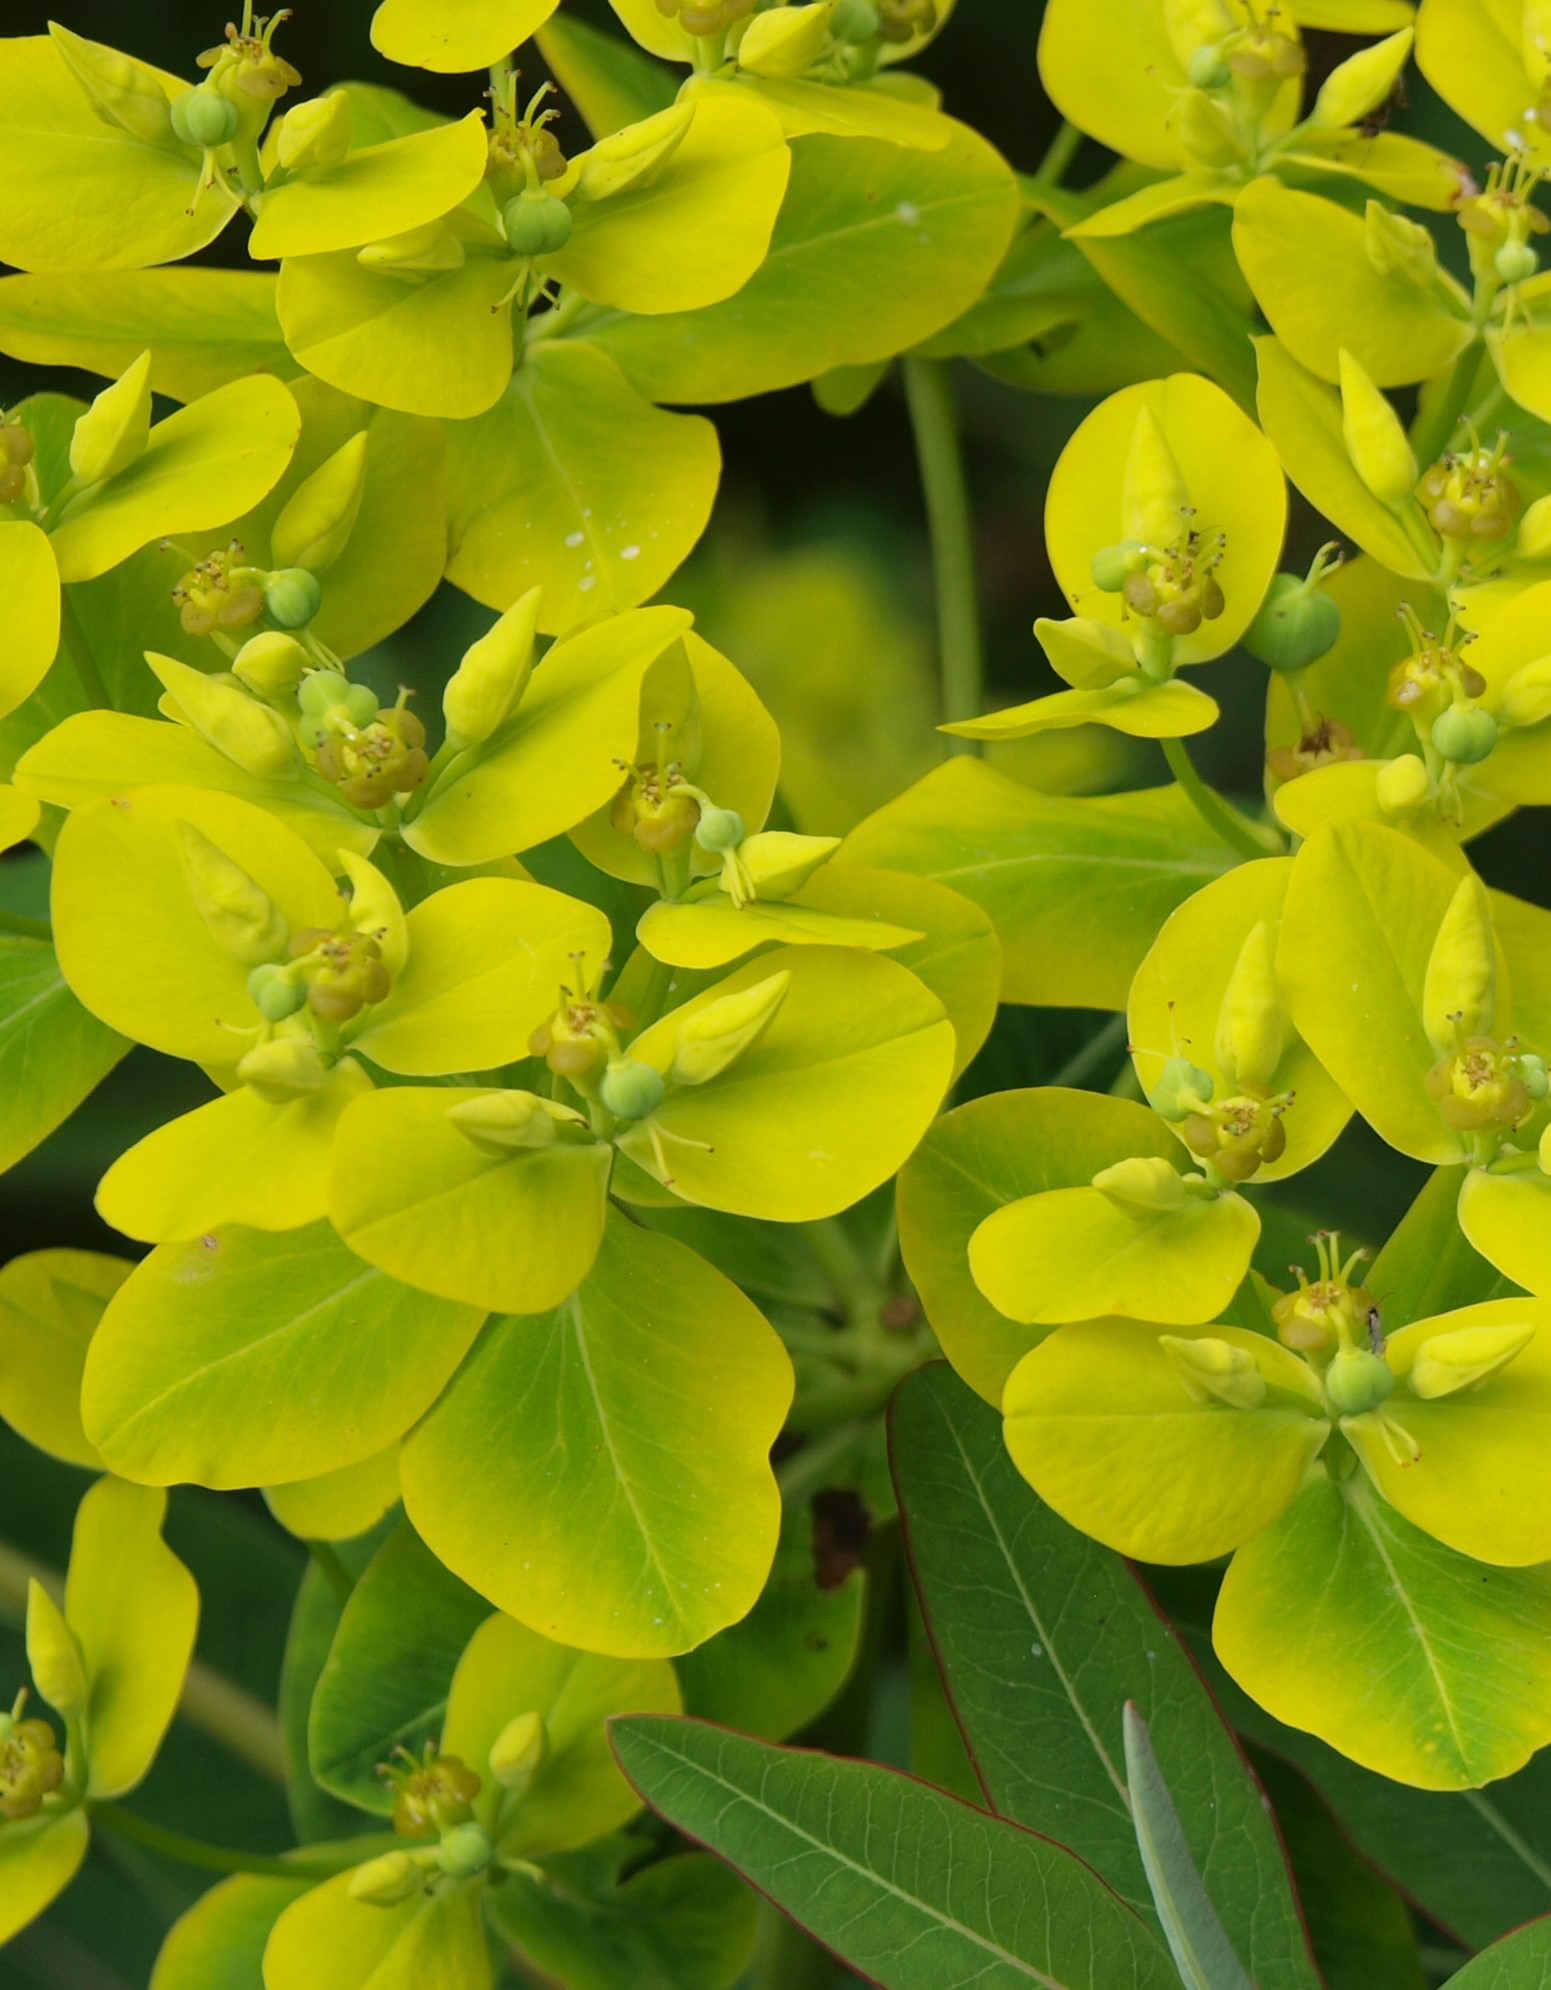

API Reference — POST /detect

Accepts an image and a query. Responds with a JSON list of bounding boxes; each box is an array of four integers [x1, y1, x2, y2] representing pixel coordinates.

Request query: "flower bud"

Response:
[[357, 221, 468, 275], [438, 1821, 494, 1878], [50, 23, 174, 146], [738, 2, 833, 77], [1497, 240, 1539, 284], [1500, 655, 1551, 729], [1422, 872, 1495, 1055], [489, 1710, 549, 1794], [277, 89, 353, 172], [443, 589, 541, 747], [1339, 349, 1417, 508], [669, 970, 790, 1087], [390, 1751, 481, 1836], [1409, 1319, 1535, 1399], [503, 193, 573, 255], [171, 85, 240, 148], [1159, 1335, 1267, 1411], [693, 804, 746, 855], [1517, 493, 1551, 559], [246, 961, 306, 1021], [571, 102, 695, 204], [272, 433, 368, 575], [731, 831, 840, 902], [1121, 407, 1191, 551], [1243, 572, 1341, 673], [233, 631, 310, 699], [1325, 1345, 1395, 1416], [1187, 43, 1230, 88], [149, 652, 298, 777], [1215, 921, 1283, 1091], [1089, 541, 1148, 594], [298, 668, 351, 715], [1311, 27, 1412, 129], [178, 821, 290, 967], [447, 1090, 572, 1156], [1517, 1050, 1549, 1100], [1149, 1054, 1213, 1123], [1091, 1155, 1186, 1218], [1176, 88, 1242, 167], [237, 1035, 330, 1102], [69, 350, 152, 488], [1034, 616, 1136, 690], [600, 1057, 666, 1121], [1364, 201, 1441, 288], [1431, 702, 1498, 765], [264, 568, 324, 629], [833, 0, 880, 37], [1376, 753, 1432, 817], [348, 1850, 425, 1907], [25, 1581, 87, 1717]]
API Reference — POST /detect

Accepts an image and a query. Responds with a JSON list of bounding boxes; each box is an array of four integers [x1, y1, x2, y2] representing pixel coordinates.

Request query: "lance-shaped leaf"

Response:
[[0, 1249, 129, 1468], [616, 945, 954, 1222], [1003, 1320, 1329, 1564], [841, 757, 1235, 1009], [946, 678, 1220, 742], [1215, 1473, 1551, 1790], [0, 268, 295, 401], [47, 375, 301, 584], [611, 1717, 1182, 1989], [250, 113, 489, 259], [0, 935, 128, 1175], [308, 1519, 493, 1813], [263, 1873, 491, 1990], [0, 522, 60, 722], [0, 35, 234, 273], [372, 0, 564, 70], [329, 1086, 613, 1311], [584, 122, 1020, 404], [443, 1610, 681, 1855], [444, 342, 720, 635], [892, 1365, 1321, 1983], [400, 1211, 792, 1657], [81, 1220, 486, 1489], [403, 605, 692, 865]]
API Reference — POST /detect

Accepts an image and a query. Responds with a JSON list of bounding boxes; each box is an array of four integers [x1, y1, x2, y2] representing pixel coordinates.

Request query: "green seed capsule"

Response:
[[264, 568, 323, 629], [1187, 43, 1231, 88], [1090, 540, 1147, 593], [1244, 572, 1342, 672], [694, 804, 746, 854], [343, 683, 381, 728], [1517, 1051, 1550, 1100], [600, 1057, 666, 1121], [503, 194, 573, 257], [299, 669, 351, 716], [246, 961, 306, 1022], [832, 0, 882, 40], [437, 1821, 494, 1879], [1431, 702, 1499, 765], [1496, 239, 1539, 284], [1324, 1345, 1394, 1416], [171, 87, 240, 148]]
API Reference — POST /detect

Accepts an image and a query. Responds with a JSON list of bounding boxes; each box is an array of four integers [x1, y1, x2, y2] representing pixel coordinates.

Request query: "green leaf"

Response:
[[611, 1716, 1183, 1988], [0, 937, 128, 1176], [841, 757, 1235, 1009], [0, 1247, 129, 1468], [48, 375, 301, 585], [1068, 222, 1257, 413], [1215, 1474, 1551, 1790], [0, 269, 297, 402], [487, 1838, 757, 1990], [1123, 1704, 1254, 1990], [677, 1501, 865, 1742], [1446, 1919, 1551, 1986], [581, 123, 1020, 404], [536, 14, 678, 139], [263, 1868, 492, 1990], [891, 1364, 1321, 1985], [308, 1519, 493, 1814], [280, 1558, 367, 1843], [151, 1873, 314, 1990], [81, 1220, 486, 1490], [0, 521, 60, 723], [445, 342, 720, 637], [401, 1211, 792, 1657]]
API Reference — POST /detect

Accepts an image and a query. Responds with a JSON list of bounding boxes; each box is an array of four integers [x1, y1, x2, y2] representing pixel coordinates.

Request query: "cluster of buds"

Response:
[[1425, 1021, 1547, 1134], [530, 955, 634, 1095], [1456, 154, 1550, 288], [1150, 1052, 1289, 1182], [487, 74, 568, 217], [1272, 1232, 1378, 1359], [195, 6, 302, 108], [259, 926, 390, 1025], [0, 1691, 64, 1823], [173, 541, 267, 638], [1091, 519, 1227, 641], [0, 414, 35, 505], [299, 672, 429, 810], [1386, 608, 1498, 770], [1416, 435, 1521, 543], [347, 1742, 493, 1905]]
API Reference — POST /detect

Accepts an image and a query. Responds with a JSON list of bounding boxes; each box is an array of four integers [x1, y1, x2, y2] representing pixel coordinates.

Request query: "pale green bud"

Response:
[[1422, 872, 1496, 1055], [233, 631, 311, 700], [1035, 615, 1135, 690], [1409, 1319, 1535, 1399], [1091, 1155, 1187, 1218], [1431, 703, 1498, 765], [731, 831, 840, 903], [25, 1581, 87, 1717], [1175, 88, 1241, 167], [670, 970, 791, 1087], [271, 432, 368, 576], [1311, 27, 1411, 128], [247, 961, 306, 1021], [178, 821, 290, 967], [1215, 920, 1284, 1090], [1159, 1335, 1267, 1410], [1364, 201, 1442, 288], [276, 89, 352, 172], [1516, 493, 1551, 560], [1501, 655, 1551, 730], [49, 23, 173, 145], [236, 1035, 330, 1103], [1325, 1345, 1394, 1415], [150, 651, 298, 777], [69, 350, 152, 488], [1121, 406, 1191, 551], [347, 1850, 425, 1907], [570, 102, 694, 204], [443, 588, 541, 747], [1375, 753, 1432, 817], [599, 1058, 666, 1121], [447, 1090, 575, 1156], [356, 221, 468, 276], [489, 1710, 549, 1794], [1150, 1054, 1213, 1122], [437, 1821, 494, 1879], [264, 569, 324, 629], [694, 805, 746, 855], [1339, 350, 1418, 509], [738, 1, 834, 76]]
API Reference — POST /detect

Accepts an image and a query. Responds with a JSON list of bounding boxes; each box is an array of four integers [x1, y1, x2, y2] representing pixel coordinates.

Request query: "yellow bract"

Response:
[[371, 0, 564, 71]]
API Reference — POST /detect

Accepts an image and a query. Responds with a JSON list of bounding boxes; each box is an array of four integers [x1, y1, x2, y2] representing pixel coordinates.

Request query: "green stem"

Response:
[[801, 1218, 882, 1325], [1410, 340, 1483, 469], [58, 588, 113, 710], [902, 356, 985, 752], [308, 1541, 355, 1606], [0, 908, 51, 941], [1161, 736, 1281, 862], [1051, 1012, 1129, 1090], [91, 1803, 349, 1882], [628, 953, 675, 1033], [1034, 118, 1082, 186]]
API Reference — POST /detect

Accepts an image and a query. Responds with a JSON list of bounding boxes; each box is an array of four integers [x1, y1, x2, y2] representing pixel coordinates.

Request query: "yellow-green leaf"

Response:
[[0, 522, 60, 722], [0, 1813, 90, 1946], [0, 1249, 129, 1468], [264, 1871, 492, 1990], [946, 678, 1220, 741], [1457, 1167, 1551, 1297], [264, 1445, 402, 1543], [251, 114, 490, 259], [373, 0, 564, 71]]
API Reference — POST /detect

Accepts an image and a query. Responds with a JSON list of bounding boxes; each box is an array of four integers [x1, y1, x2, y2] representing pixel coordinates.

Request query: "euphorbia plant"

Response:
[[3, 1, 1551, 1985]]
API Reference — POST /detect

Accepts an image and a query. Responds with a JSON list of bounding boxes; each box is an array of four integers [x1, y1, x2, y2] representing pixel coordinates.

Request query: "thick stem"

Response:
[[1410, 340, 1483, 470], [91, 1803, 348, 1882], [1033, 118, 1082, 185], [802, 1218, 882, 1325], [902, 357, 985, 752], [1161, 736, 1282, 862]]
